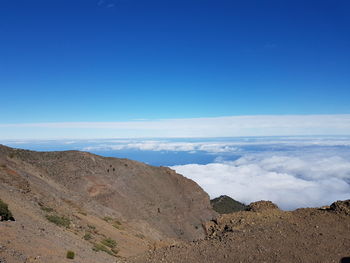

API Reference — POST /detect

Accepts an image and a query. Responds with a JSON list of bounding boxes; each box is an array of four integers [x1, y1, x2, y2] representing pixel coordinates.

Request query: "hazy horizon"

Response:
[[1, 114, 350, 140]]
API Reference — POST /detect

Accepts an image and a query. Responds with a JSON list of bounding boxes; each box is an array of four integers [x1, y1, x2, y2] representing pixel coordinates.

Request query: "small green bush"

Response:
[[101, 238, 117, 248], [66, 250, 75, 259], [83, 233, 92, 240], [112, 223, 121, 230], [87, 224, 96, 230], [92, 243, 114, 255], [46, 214, 70, 228], [113, 220, 121, 225], [0, 199, 14, 221], [104, 217, 122, 229], [103, 216, 113, 222], [40, 206, 54, 213]]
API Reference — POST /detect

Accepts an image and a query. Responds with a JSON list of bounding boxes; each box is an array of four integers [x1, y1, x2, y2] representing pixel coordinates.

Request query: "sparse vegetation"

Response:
[[83, 233, 92, 240], [92, 243, 115, 256], [103, 216, 122, 229], [111, 247, 119, 255], [0, 199, 14, 221], [87, 224, 96, 230], [114, 220, 121, 225], [92, 237, 118, 257], [40, 206, 54, 213], [103, 216, 113, 222], [112, 220, 122, 229], [46, 214, 71, 228], [101, 237, 117, 248], [66, 250, 75, 259], [112, 223, 121, 229]]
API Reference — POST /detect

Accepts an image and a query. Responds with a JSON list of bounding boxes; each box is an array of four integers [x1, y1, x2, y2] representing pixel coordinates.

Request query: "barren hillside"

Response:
[[0, 145, 216, 262]]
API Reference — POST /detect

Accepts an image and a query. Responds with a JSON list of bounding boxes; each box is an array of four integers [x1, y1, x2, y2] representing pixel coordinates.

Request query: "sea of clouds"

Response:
[[172, 152, 350, 210]]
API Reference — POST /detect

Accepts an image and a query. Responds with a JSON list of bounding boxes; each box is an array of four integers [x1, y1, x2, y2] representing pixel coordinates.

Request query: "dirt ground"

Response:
[[129, 200, 350, 263]]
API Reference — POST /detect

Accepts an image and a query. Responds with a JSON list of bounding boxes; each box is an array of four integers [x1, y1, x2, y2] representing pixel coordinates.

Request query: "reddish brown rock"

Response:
[[330, 200, 350, 215], [247, 200, 279, 212]]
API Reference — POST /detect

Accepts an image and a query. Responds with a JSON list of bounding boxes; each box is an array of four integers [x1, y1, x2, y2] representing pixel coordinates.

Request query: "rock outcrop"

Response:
[[330, 199, 350, 215], [247, 200, 279, 212]]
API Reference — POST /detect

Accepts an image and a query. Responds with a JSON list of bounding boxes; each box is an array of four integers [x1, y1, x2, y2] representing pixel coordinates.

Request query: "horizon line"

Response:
[[1, 114, 350, 140]]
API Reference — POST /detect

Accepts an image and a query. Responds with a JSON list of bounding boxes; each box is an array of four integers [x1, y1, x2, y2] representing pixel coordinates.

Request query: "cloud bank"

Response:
[[82, 141, 240, 153], [1, 114, 350, 139], [80, 136, 350, 153], [172, 153, 350, 210]]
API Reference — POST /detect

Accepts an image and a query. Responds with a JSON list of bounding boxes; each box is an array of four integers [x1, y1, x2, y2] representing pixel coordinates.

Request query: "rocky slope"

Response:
[[129, 200, 350, 263], [0, 145, 216, 262]]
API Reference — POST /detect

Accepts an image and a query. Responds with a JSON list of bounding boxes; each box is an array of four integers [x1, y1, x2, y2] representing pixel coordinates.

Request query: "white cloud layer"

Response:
[[80, 137, 350, 153], [1, 114, 350, 139], [82, 141, 240, 153], [172, 153, 350, 210]]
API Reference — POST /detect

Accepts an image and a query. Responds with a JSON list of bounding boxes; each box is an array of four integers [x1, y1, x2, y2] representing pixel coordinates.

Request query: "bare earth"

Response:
[[129, 200, 350, 263]]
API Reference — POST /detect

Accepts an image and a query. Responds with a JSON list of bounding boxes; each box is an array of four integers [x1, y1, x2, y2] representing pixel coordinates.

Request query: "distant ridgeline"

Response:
[[210, 195, 247, 214]]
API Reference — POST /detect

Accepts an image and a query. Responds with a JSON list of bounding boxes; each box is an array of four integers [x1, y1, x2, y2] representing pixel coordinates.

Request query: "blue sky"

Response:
[[0, 0, 350, 138]]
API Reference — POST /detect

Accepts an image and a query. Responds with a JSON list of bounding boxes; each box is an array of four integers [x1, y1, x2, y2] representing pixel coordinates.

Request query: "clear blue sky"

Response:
[[1, 0, 350, 124]]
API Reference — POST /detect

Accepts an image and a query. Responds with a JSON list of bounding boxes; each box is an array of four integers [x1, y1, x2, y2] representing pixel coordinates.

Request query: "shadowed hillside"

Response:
[[210, 195, 247, 214]]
